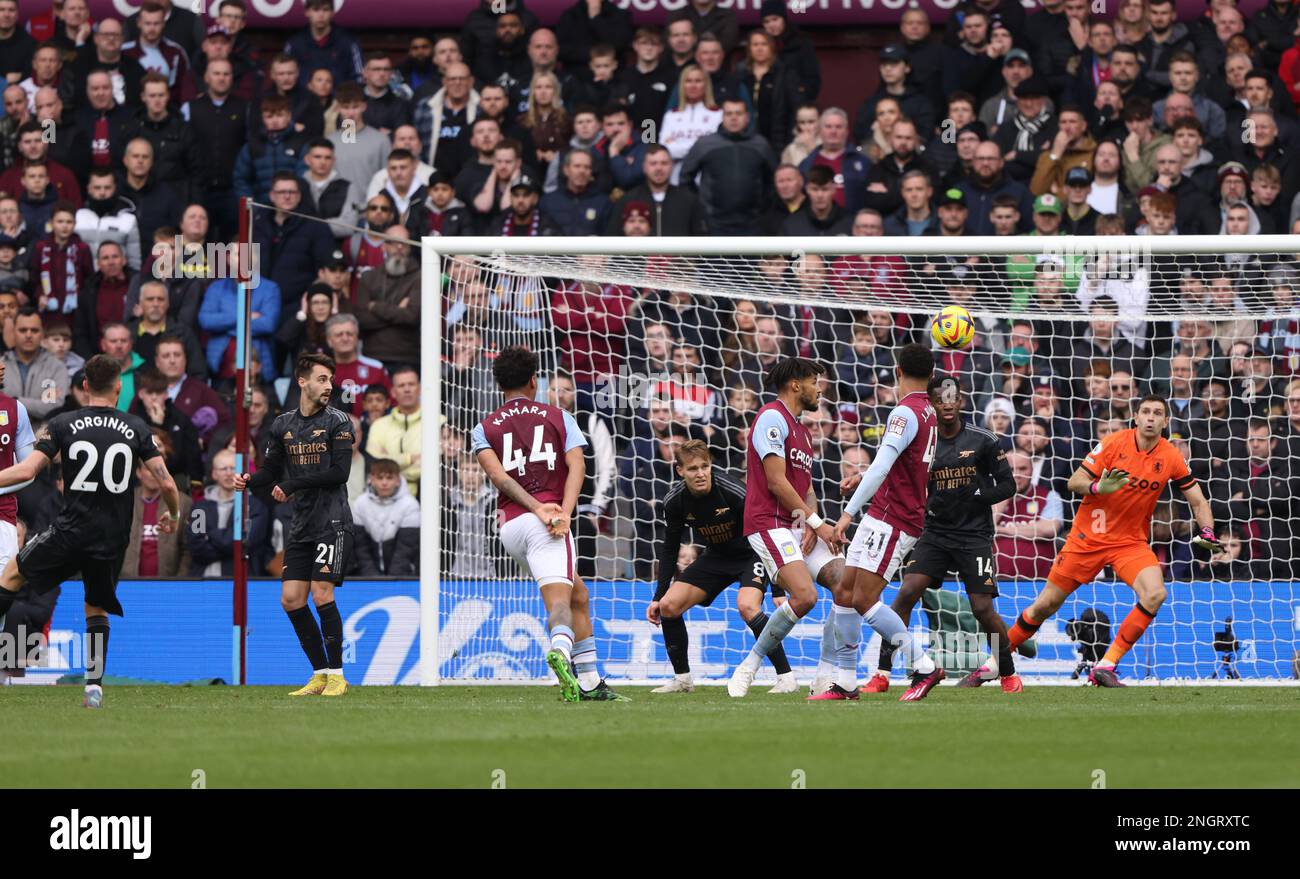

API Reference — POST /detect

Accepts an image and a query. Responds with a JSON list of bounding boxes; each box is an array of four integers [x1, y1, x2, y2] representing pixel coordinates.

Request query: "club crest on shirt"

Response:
[[1027, 501, 1039, 515], [959, 449, 975, 458], [1153, 461, 1163, 473], [312, 429, 326, 437]]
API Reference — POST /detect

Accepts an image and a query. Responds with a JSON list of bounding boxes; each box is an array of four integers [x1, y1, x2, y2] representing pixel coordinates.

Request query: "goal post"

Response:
[[420, 234, 1300, 686]]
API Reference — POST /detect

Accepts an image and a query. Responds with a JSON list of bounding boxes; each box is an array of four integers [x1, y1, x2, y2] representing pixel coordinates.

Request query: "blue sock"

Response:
[[572, 636, 599, 690]]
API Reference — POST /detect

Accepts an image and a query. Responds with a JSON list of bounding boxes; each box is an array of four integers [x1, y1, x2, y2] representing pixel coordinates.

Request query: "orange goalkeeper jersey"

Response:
[[1068, 428, 1196, 548]]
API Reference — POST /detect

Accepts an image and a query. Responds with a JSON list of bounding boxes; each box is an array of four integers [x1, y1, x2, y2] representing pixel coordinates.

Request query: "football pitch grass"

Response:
[[0, 685, 1294, 788]]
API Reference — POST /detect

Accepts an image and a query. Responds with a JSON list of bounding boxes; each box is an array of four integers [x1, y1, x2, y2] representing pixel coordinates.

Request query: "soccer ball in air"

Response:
[[930, 305, 975, 349]]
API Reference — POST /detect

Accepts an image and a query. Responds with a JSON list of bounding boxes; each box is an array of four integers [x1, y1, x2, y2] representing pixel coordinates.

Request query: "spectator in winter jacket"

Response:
[[254, 171, 335, 309], [2, 308, 68, 422], [782, 164, 852, 236], [680, 98, 775, 235], [0, 239, 27, 292], [298, 137, 362, 240], [16, 164, 57, 236], [117, 137, 182, 248], [121, 74, 206, 208], [33, 87, 89, 187], [28, 202, 92, 317], [284, 0, 363, 88], [854, 43, 936, 148], [543, 107, 611, 194], [360, 51, 411, 135], [190, 448, 270, 577], [956, 141, 1035, 235], [76, 168, 141, 270], [668, 0, 739, 54], [861, 118, 938, 218], [354, 226, 420, 371], [199, 275, 281, 382], [606, 144, 707, 236], [736, 30, 799, 152], [365, 367, 422, 498], [351, 457, 419, 576], [540, 149, 611, 235], [659, 65, 721, 186], [761, 0, 821, 102], [797, 108, 871, 214], [74, 240, 132, 359], [233, 95, 307, 203], [406, 170, 476, 238]]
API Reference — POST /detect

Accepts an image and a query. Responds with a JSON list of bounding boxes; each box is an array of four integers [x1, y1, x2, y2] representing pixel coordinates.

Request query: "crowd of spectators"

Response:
[[1, 0, 1298, 583]]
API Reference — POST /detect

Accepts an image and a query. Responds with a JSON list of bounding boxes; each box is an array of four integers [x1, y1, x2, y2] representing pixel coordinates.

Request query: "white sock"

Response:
[[325, 668, 342, 676]]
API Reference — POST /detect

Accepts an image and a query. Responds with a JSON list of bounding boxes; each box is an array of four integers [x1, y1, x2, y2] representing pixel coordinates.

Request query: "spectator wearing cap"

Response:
[[853, 44, 936, 149], [619, 200, 652, 236], [956, 138, 1034, 235], [253, 170, 334, 310], [499, 173, 558, 236], [980, 47, 1047, 135], [1060, 166, 1099, 234], [407, 170, 476, 238], [761, 0, 821, 102], [277, 281, 338, 363], [312, 249, 353, 310], [1030, 103, 1095, 196], [798, 107, 870, 214], [862, 117, 937, 218], [992, 74, 1056, 183], [931, 186, 972, 237], [680, 98, 774, 235], [283, 0, 363, 87], [606, 143, 707, 236], [883, 168, 936, 236], [1028, 192, 1066, 237], [668, 0, 740, 55], [942, 9, 1002, 102], [298, 137, 362, 240], [540, 149, 609, 235], [781, 164, 850, 236]]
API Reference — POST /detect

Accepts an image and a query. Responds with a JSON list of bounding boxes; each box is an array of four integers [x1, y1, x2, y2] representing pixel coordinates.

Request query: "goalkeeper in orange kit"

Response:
[[1005, 395, 1219, 687]]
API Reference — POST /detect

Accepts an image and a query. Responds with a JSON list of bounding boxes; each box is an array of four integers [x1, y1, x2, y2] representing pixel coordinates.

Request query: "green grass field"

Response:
[[0, 685, 1294, 788]]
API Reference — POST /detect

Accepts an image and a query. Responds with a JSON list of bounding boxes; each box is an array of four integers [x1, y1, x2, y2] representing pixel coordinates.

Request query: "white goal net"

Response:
[[419, 235, 1300, 685]]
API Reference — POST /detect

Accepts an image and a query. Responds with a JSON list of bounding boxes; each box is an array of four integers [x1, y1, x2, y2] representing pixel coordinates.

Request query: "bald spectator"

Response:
[[70, 17, 146, 108], [798, 108, 871, 214], [993, 451, 1064, 580], [33, 86, 89, 184], [0, 83, 30, 167], [118, 137, 182, 246], [956, 139, 1034, 234]]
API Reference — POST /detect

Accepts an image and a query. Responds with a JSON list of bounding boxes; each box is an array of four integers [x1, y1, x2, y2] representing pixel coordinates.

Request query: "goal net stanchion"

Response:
[[421, 235, 1300, 686]]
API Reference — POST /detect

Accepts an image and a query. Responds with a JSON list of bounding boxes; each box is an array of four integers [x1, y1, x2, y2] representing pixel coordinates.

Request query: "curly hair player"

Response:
[[235, 353, 356, 698]]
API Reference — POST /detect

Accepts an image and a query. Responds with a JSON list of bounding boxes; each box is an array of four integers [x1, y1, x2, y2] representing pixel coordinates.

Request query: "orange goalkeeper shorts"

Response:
[[1045, 540, 1161, 594]]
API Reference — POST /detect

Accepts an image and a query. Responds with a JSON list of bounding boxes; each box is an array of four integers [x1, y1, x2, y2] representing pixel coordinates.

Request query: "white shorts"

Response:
[[499, 513, 577, 588], [845, 514, 918, 582], [748, 527, 839, 584], [0, 520, 16, 571]]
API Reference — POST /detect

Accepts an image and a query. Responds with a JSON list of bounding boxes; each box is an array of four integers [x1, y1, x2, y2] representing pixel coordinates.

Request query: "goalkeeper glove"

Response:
[[1191, 527, 1222, 552], [1091, 468, 1130, 495]]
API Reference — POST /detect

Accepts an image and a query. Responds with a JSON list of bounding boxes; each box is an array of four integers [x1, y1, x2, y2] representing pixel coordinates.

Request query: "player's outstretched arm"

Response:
[[1180, 482, 1220, 550], [1068, 465, 1129, 496], [0, 449, 48, 489]]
